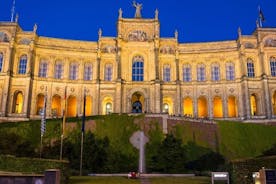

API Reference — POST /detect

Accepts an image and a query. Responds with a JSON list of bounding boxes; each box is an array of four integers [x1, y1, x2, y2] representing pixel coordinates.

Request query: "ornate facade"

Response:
[[0, 9, 276, 120]]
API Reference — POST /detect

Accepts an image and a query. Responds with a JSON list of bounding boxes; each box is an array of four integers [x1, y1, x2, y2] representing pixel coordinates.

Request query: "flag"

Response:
[[81, 89, 86, 133], [41, 91, 47, 136], [259, 6, 265, 22]]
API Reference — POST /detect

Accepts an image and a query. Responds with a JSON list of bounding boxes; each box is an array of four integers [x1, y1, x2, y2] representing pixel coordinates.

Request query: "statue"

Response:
[[119, 8, 123, 19], [33, 24, 37, 33], [15, 14, 19, 23], [238, 27, 242, 38], [155, 9, 159, 20], [175, 30, 178, 40], [133, 1, 142, 18], [98, 28, 102, 38]]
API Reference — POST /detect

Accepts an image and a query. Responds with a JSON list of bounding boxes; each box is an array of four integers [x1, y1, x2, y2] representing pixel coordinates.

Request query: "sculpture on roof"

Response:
[[133, 1, 142, 18]]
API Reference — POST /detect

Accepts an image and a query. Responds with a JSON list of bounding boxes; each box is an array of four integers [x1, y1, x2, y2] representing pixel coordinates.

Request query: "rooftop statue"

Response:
[[133, 1, 142, 18]]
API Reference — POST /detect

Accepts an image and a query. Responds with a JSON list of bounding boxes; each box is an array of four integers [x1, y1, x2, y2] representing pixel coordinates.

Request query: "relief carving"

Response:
[[264, 38, 276, 47], [19, 38, 32, 45], [160, 46, 175, 54], [128, 30, 148, 41], [244, 42, 255, 49], [102, 45, 117, 53]]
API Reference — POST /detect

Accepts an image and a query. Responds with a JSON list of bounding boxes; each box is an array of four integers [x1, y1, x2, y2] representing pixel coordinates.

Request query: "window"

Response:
[[0, 53, 3, 72], [197, 64, 205, 81], [106, 103, 112, 114], [69, 64, 78, 80], [247, 59, 255, 77], [105, 64, 113, 81], [132, 56, 144, 81], [18, 55, 27, 74], [270, 57, 276, 77], [183, 65, 191, 82], [38, 61, 48, 78], [55, 63, 63, 79], [211, 65, 220, 81], [163, 64, 171, 82], [84, 64, 92, 80], [226, 62, 235, 80]]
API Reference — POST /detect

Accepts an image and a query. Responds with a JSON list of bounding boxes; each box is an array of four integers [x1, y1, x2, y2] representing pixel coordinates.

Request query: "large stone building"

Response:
[[0, 7, 276, 121]]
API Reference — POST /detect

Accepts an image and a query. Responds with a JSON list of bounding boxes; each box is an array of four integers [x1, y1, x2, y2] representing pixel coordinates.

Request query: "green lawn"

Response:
[[69, 176, 210, 184]]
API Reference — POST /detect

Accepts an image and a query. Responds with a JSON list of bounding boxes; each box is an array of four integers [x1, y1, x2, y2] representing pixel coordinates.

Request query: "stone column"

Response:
[[223, 93, 228, 118], [154, 48, 159, 80], [155, 82, 161, 113]]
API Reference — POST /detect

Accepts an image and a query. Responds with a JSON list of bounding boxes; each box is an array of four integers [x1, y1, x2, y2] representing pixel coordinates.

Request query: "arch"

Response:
[[272, 91, 276, 115], [250, 94, 258, 116], [36, 94, 45, 115], [102, 96, 113, 115], [85, 95, 92, 116], [183, 97, 193, 117], [198, 96, 208, 118], [0, 32, 10, 42], [12, 91, 23, 113], [132, 92, 144, 113], [213, 96, 223, 118], [162, 97, 173, 114], [51, 95, 61, 117], [228, 96, 237, 117], [67, 95, 77, 117]]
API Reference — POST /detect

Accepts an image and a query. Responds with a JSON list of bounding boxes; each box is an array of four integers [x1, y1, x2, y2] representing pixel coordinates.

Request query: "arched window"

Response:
[[211, 64, 220, 81], [197, 64, 205, 81], [18, 55, 27, 74], [13, 91, 23, 113], [105, 64, 113, 81], [106, 103, 112, 114], [38, 60, 48, 78], [84, 64, 92, 81], [270, 57, 276, 77], [69, 63, 78, 80], [163, 103, 169, 113], [183, 64, 191, 82], [54, 62, 63, 79], [226, 62, 235, 80], [0, 53, 3, 72], [247, 58, 255, 77], [132, 56, 144, 81], [163, 64, 171, 82]]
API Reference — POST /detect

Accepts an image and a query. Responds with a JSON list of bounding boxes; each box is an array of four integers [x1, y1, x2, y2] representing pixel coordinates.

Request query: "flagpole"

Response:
[[40, 135, 43, 158], [10, 0, 16, 22], [60, 86, 67, 160], [80, 87, 86, 176], [40, 86, 47, 159]]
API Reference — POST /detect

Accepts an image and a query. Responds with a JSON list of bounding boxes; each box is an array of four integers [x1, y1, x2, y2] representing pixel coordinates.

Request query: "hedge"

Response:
[[0, 155, 70, 183], [229, 155, 276, 184]]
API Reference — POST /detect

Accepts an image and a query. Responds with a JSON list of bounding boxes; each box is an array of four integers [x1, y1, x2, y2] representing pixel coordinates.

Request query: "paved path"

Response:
[[140, 178, 151, 184]]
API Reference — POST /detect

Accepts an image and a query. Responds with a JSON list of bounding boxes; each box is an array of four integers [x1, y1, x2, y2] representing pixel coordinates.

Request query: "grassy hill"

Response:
[[0, 115, 276, 163]]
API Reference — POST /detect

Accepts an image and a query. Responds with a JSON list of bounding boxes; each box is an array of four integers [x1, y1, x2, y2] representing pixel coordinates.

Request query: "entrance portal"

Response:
[[131, 92, 144, 113]]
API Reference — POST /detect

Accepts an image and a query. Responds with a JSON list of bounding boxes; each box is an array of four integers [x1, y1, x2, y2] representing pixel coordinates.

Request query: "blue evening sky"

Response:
[[0, 0, 276, 43]]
